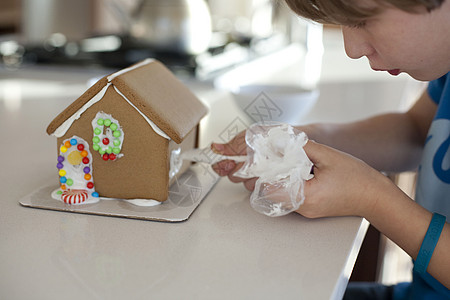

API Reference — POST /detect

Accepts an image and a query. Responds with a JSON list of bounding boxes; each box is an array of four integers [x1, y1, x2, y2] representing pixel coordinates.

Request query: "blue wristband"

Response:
[[413, 213, 446, 274]]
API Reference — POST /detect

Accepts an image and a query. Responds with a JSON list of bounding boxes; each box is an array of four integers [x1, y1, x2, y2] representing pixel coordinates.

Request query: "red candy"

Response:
[[77, 144, 84, 151], [102, 138, 109, 145], [109, 153, 116, 160], [82, 157, 89, 164], [61, 189, 87, 204], [87, 182, 94, 189], [102, 153, 109, 161]]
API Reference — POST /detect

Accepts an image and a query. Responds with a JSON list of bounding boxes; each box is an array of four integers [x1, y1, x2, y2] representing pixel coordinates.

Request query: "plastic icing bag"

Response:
[[235, 122, 314, 217]]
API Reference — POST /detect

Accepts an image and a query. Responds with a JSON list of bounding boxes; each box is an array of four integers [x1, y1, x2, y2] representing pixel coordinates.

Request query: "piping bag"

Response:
[[172, 122, 314, 217]]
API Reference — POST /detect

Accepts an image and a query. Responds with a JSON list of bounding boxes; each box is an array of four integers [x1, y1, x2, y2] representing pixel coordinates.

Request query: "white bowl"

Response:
[[231, 84, 319, 124]]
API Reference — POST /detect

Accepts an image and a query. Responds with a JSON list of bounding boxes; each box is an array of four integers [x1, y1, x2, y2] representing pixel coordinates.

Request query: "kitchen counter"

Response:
[[0, 37, 416, 299]]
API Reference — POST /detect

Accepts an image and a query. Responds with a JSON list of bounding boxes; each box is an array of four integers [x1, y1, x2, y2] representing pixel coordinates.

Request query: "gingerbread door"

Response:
[[55, 136, 99, 204]]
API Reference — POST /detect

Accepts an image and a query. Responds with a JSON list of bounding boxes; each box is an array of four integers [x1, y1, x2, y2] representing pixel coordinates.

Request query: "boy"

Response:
[[211, 0, 450, 299]]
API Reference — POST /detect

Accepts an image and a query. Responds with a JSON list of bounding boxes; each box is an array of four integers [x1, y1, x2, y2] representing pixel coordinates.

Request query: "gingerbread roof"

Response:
[[47, 59, 207, 144]]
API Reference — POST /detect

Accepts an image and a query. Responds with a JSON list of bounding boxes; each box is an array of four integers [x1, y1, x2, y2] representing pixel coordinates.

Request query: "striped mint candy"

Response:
[[61, 189, 88, 204]]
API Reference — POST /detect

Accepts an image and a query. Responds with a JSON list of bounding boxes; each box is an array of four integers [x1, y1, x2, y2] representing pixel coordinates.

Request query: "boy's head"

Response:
[[284, 0, 445, 26]]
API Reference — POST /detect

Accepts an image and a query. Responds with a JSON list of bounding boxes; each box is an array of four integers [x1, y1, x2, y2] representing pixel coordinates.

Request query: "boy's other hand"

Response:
[[211, 130, 257, 191]]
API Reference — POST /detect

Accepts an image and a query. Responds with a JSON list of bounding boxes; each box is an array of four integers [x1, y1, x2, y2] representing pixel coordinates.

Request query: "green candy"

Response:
[[113, 139, 121, 146], [113, 130, 121, 137], [106, 147, 113, 154], [67, 179, 74, 186], [57, 190, 62, 195], [99, 149, 106, 155], [94, 127, 102, 135], [93, 144, 100, 151], [97, 118, 104, 126], [104, 119, 111, 126], [113, 147, 120, 154], [110, 123, 118, 131], [92, 136, 100, 143]]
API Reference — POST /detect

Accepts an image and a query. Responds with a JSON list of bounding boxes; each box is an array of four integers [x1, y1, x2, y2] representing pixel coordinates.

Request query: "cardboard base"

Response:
[[20, 163, 219, 222]]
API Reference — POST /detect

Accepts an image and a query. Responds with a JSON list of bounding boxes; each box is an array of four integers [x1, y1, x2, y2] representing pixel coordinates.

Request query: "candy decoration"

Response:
[[61, 189, 88, 204], [57, 136, 96, 202], [68, 151, 82, 165], [92, 192, 99, 197], [91, 112, 124, 161]]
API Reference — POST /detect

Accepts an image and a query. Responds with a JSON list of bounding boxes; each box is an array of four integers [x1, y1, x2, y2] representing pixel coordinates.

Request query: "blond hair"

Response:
[[284, 0, 445, 25]]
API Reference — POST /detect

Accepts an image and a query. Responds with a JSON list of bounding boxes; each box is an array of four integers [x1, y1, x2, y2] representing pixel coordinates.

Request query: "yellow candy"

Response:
[[59, 169, 66, 177], [60, 146, 67, 153], [68, 150, 83, 165]]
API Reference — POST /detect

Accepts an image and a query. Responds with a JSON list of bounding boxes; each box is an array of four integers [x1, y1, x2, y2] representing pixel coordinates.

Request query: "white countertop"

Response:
[[0, 34, 418, 299]]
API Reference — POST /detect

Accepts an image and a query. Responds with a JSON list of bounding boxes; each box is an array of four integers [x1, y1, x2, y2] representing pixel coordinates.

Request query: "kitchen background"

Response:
[[1, 0, 424, 287]]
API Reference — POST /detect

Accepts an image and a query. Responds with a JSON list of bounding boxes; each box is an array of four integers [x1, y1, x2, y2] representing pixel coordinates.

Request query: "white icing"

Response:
[[107, 58, 155, 81], [169, 148, 182, 179], [91, 111, 125, 159], [168, 145, 247, 179], [122, 199, 161, 207], [180, 146, 246, 165], [112, 86, 170, 139], [52, 85, 109, 137]]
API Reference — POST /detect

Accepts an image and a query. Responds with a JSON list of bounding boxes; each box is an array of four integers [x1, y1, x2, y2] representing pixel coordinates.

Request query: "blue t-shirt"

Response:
[[394, 72, 450, 299]]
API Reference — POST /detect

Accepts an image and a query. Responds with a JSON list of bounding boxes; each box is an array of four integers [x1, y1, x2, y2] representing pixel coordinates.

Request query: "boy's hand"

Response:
[[211, 131, 257, 191], [296, 140, 398, 219]]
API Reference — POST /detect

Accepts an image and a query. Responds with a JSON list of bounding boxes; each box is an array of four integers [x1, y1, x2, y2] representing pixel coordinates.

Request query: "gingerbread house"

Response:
[[47, 59, 208, 204]]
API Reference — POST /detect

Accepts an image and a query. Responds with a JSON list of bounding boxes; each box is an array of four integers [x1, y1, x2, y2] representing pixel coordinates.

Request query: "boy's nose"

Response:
[[342, 27, 374, 60]]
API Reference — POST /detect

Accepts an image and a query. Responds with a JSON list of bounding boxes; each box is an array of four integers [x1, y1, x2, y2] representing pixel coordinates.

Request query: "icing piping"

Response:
[[107, 58, 155, 81], [112, 86, 170, 139], [52, 85, 109, 137], [91, 111, 125, 160]]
